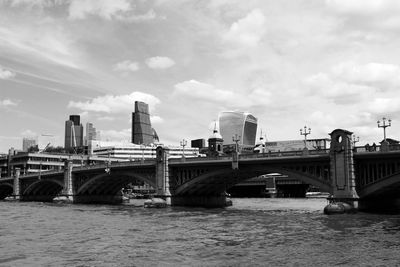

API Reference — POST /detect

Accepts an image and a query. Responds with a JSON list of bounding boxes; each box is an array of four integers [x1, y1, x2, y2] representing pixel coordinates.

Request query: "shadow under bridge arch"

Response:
[[0, 183, 13, 199], [174, 166, 332, 196], [76, 171, 156, 196], [22, 179, 64, 201]]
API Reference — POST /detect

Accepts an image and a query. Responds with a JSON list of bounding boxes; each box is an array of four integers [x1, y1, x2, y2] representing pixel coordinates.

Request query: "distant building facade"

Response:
[[90, 141, 199, 160], [131, 101, 157, 145], [191, 139, 206, 149], [65, 115, 84, 150], [22, 137, 37, 151], [85, 122, 98, 145], [218, 111, 258, 152]]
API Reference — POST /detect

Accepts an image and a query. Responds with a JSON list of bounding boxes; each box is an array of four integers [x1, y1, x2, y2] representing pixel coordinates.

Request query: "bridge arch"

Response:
[[0, 183, 13, 200], [76, 171, 156, 196], [22, 180, 64, 201], [358, 172, 400, 198], [174, 166, 332, 196]]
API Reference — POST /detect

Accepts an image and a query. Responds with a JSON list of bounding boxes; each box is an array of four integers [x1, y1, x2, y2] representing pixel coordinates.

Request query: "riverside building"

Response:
[[90, 141, 200, 161]]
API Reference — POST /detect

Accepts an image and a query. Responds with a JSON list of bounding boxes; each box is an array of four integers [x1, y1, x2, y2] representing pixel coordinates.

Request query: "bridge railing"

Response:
[[171, 148, 330, 163], [354, 144, 400, 153]]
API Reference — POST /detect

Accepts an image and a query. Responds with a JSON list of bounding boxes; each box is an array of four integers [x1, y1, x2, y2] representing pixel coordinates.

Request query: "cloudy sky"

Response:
[[1, 0, 400, 152]]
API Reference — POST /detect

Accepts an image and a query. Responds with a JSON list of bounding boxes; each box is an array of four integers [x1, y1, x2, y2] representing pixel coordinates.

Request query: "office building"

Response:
[[218, 111, 258, 151], [90, 141, 199, 160], [131, 101, 157, 145], [86, 122, 98, 145], [65, 115, 84, 150], [22, 137, 37, 152]]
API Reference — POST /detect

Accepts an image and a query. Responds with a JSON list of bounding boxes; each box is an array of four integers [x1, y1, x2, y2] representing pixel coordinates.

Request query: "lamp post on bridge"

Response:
[[352, 135, 359, 147], [378, 117, 391, 152], [180, 139, 187, 159], [300, 126, 311, 148], [377, 117, 391, 143], [232, 134, 241, 153]]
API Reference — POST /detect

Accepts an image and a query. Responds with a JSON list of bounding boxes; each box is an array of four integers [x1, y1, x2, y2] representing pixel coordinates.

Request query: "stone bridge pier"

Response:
[[328, 129, 359, 209]]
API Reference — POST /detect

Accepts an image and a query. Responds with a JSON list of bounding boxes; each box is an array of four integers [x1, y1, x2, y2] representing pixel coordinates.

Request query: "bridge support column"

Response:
[[62, 160, 74, 203], [328, 129, 359, 211], [13, 168, 20, 200], [155, 146, 171, 205]]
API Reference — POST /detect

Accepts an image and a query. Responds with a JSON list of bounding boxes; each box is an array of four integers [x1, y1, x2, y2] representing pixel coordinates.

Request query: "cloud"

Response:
[[20, 129, 37, 137], [173, 80, 272, 108], [69, 0, 131, 20], [100, 128, 131, 142], [67, 91, 161, 114], [0, 98, 18, 107], [112, 60, 139, 72], [305, 61, 400, 104], [0, 67, 16, 79], [326, 0, 400, 15], [68, 0, 157, 22], [150, 115, 163, 124], [224, 9, 266, 47], [145, 56, 175, 69]]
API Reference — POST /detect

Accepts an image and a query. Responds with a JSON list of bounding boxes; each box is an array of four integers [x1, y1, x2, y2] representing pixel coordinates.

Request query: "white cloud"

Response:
[[68, 0, 157, 22], [67, 91, 161, 114], [326, 0, 400, 15], [173, 80, 272, 108], [305, 61, 400, 104], [145, 56, 175, 69], [20, 129, 37, 137], [331, 61, 400, 88], [0, 67, 16, 79], [224, 9, 266, 47], [100, 128, 131, 142], [112, 60, 139, 72], [367, 97, 400, 114], [174, 80, 234, 102], [69, 0, 131, 20], [0, 98, 18, 107], [150, 115, 163, 124]]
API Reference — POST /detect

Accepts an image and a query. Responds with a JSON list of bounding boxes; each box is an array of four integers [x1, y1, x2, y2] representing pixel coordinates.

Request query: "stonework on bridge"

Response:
[[329, 129, 359, 208]]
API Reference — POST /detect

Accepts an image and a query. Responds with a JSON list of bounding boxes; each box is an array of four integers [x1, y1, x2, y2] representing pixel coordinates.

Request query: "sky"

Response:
[[1, 0, 400, 153]]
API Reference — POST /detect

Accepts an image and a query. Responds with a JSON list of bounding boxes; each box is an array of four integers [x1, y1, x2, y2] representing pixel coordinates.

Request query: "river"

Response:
[[1, 198, 400, 266]]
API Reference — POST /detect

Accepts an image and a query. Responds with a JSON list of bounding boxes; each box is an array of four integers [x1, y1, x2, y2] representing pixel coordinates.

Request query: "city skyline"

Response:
[[2, 0, 400, 153]]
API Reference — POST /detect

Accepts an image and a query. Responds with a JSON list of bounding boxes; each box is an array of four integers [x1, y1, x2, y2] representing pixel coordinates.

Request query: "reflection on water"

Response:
[[1, 198, 400, 266]]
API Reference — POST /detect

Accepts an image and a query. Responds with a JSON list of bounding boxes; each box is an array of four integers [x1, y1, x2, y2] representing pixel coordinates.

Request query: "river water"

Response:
[[1, 198, 400, 266]]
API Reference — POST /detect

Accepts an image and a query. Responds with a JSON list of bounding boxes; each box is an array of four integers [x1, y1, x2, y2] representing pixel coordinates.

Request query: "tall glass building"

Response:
[[132, 101, 154, 145], [65, 115, 84, 150], [218, 111, 258, 146]]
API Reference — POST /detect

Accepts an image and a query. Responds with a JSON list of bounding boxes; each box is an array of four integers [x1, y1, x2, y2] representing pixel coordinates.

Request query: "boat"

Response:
[[306, 187, 330, 198], [144, 198, 167, 208], [305, 191, 330, 198]]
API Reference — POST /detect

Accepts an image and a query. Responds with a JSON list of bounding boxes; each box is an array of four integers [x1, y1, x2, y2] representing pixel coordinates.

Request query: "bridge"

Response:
[[1, 129, 400, 211]]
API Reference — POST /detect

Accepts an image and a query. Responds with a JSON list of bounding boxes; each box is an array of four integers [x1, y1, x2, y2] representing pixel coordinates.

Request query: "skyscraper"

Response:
[[65, 115, 84, 150], [131, 101, 154, 145], [218, 111, 258, 146], [86, 122, 97, 145]]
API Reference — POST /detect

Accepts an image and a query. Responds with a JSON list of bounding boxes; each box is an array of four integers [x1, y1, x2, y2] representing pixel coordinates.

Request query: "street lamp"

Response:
[[377, 117, 391, 143], [300, 126, 311, 147], [180, 139, 187, 158], [352, 135, 360, 147], [232, 134, 241, 153]]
